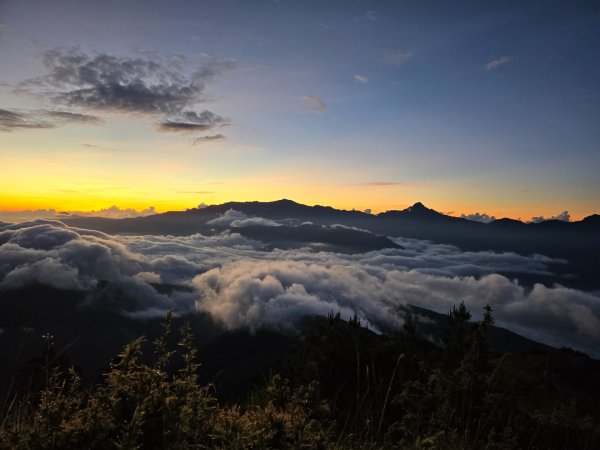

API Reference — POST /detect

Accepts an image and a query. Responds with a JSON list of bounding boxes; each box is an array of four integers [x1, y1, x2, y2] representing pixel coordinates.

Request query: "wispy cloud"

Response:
[[364, 11, 378, 21], [158, 111, 229, 133], [486, 55, 512, 71], [192, 134, 226, 144], [300, 95, 327, 114], [382, 50, 414, 66], [354, 10, 377, 22], [0, 24, 9, 38], [359, 181, 410, 187], [79, 142, 119, 152], [0, 109, 53, 131], [354, 74, 369, 84], [45, 110, 103, 124], [0, 108, 102, 132]]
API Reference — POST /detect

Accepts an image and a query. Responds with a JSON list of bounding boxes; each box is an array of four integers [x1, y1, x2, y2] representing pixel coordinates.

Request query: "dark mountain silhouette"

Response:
[[407, 305, 553, 354], [4, 288, 599, 449], [62, 199, 600, 289], [62, 198, 600, 238], [236, 223, 402, 253], [378, 201, 452, 221], [0, 284, 563, 392]]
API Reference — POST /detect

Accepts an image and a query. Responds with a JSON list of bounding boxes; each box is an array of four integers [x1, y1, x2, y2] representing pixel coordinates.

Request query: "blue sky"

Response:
[[0, 0, 599, 218]]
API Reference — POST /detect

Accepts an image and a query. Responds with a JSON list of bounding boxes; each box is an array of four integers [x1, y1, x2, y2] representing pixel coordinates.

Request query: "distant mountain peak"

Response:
[[273, 198, 299, 205], [403, 202, 441, 216], [408, 202, 427, 211], [490, 218, 524, 226], [374, 201, 450, 221]]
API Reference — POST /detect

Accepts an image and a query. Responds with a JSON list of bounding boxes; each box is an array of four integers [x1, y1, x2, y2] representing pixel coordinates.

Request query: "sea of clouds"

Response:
[[1, 217, 599, 356]]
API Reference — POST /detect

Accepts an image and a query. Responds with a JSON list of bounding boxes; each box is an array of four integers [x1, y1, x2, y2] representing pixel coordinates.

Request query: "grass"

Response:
[[1, 305, 599, 449]]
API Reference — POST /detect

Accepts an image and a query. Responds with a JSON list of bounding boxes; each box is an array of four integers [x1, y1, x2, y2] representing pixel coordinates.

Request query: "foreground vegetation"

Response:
[[1, 305, 599, 449]]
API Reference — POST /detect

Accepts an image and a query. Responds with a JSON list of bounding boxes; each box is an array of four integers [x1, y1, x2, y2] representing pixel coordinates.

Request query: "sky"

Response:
[[0, 0, 599, 220]]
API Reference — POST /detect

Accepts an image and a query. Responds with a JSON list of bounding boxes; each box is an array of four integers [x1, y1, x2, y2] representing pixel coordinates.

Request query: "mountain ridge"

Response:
[[58, 198, 599, 226], [59, 199, 600, 291]]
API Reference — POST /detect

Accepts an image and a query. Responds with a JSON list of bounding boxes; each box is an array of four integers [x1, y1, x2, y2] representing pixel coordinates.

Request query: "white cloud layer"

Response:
[[1, 220, 599, 355], [0, 206, 157, 222], [193, 260, 600, 353]]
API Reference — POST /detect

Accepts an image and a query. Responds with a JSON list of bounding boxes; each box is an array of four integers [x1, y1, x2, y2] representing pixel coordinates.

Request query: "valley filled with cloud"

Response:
[[1, 213, 598, 357]]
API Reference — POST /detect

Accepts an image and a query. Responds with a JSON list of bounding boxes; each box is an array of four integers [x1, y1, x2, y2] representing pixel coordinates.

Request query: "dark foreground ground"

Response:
[[1, 292, 599, 449]]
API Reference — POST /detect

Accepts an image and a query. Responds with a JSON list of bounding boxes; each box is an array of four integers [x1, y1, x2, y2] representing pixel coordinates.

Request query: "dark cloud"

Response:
[[0, 108, 53, 131], [193, 134, 226, 144], [44, 110, 102, 124], [16, 47, 234, 139], [0, 108, 102, 132], [158, 110, 229, 133], [23, 48, 234, 115]]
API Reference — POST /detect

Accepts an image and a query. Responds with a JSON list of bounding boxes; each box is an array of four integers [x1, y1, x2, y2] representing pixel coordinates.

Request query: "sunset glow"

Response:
[[1, 0, 598, 221]]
